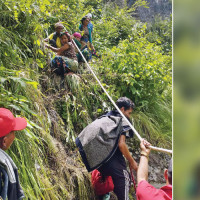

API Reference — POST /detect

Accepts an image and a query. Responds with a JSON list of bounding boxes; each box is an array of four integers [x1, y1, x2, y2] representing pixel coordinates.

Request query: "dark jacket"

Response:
[[0, 149, 25, 200], [0, 167, 8, 200]]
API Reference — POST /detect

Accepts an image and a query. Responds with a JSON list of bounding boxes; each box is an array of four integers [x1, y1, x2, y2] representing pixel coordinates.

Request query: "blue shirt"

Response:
[[88, 22, 93, 32], [79, 24, 92, 43]]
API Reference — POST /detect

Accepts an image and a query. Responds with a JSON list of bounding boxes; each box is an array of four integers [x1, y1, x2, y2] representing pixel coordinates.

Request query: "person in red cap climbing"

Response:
[[0, 108, 27, 200]]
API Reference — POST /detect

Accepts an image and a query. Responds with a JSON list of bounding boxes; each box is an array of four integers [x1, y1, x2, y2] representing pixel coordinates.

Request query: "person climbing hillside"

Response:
[[79, 17, 94, 52], [72, 32, 89, 62], [85, 13, 93, 34], [45, 32, 78, 76], [0, 108, 27, 200], [84, 13, 99, 58], [72, 32, 82, 50], [44, 22, 64, 48], [44, 22, 71, 48], [76, 97, 138, 200], [136, 140, 172, 200]]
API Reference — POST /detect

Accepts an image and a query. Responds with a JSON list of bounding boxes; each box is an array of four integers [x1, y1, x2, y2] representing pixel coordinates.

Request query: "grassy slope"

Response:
[[0, 0, 171, 199]]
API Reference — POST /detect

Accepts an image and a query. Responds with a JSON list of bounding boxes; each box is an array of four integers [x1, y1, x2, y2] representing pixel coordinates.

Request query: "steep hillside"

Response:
[[0, 0, 172, 199]]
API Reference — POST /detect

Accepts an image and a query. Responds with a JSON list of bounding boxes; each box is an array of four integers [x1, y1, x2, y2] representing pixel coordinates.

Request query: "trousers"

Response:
[[98, 155, 130, 200]]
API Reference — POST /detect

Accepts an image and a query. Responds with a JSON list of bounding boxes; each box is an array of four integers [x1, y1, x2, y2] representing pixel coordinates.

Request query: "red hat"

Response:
[[0, 108, 27, 137]]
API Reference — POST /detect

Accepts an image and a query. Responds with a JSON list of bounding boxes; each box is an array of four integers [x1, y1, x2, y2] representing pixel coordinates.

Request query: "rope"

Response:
[[72, 39, 172, 155]]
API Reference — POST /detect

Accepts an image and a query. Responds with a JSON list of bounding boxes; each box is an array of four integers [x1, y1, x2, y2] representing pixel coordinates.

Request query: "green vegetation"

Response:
[[0, 0, 171, 199]]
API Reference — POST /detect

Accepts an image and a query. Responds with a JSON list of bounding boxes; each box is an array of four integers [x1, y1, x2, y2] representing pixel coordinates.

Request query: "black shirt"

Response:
[[104, 110, 134, 168]]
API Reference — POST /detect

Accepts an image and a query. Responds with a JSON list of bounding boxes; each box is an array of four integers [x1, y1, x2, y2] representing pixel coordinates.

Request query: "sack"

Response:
[[91, 169, 114, 195], [76, 115, 123, 172]]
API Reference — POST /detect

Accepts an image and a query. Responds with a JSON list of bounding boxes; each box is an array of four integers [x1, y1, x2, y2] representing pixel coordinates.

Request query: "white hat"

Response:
[[85, 13, 92, 19], [55, 22, 64, 29]]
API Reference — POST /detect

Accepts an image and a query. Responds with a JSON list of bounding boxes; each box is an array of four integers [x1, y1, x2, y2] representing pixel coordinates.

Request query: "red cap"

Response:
[[0, 108, 27, 137]]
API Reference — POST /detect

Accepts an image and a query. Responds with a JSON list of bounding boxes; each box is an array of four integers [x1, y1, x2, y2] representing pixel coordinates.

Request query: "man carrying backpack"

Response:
[[76, 97, 138, 200]]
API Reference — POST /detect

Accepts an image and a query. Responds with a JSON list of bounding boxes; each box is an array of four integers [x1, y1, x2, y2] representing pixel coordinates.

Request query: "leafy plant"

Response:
[[0, 0, 171, 199]]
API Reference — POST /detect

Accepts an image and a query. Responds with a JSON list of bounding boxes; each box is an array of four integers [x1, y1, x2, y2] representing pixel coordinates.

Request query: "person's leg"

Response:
[[77, 53, 82, 63], [51, 56, 64, 77], [112, 169, 130, 200], [82, 49, 89, 61], [99, 164, 130, 200], [62, 57, 78, 73]]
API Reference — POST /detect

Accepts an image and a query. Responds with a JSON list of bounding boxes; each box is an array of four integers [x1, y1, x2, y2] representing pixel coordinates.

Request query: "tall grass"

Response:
[[0, 0, 171, 199]]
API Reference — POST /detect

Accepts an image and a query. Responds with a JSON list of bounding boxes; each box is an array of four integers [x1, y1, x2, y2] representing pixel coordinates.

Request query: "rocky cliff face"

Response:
[[136, 0, 171, 21], [113, 0, 172, 21], [129, 143, 171, 187]]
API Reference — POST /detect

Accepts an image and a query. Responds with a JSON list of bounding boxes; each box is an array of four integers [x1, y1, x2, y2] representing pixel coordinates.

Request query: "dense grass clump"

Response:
[[0, 0, 171, 199]]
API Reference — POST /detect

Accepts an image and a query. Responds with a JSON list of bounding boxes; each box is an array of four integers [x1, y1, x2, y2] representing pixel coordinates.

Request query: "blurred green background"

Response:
[[174, 0, 200, 199]]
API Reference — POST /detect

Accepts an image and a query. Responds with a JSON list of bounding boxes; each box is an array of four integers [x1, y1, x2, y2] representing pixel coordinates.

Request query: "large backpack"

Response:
[[75, 115, 124, 172]]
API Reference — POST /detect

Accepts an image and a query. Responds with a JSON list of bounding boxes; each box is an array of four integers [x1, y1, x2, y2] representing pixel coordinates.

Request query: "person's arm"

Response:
[[88, 27, 95, 50], [137, 139, 151, 184], [88, 27, 93, 44], [118, 135, 138, 171], [44, 33, 53, 43], [80, 41, 87, 50], [45, 43, 69, 54]]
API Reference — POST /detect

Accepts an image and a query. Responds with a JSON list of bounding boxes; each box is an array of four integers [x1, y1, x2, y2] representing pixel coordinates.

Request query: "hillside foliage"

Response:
[[0, 0, 172, 199]]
